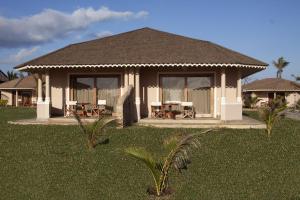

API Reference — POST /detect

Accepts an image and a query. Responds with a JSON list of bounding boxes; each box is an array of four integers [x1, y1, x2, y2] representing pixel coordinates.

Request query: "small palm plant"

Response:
[[125, 129, 212, 197], [259, 97, 287, 137], [74, 113, 116, 149]]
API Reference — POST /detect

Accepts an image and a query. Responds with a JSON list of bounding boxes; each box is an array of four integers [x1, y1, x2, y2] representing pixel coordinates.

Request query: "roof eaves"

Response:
[[17, 63, 268, 71]]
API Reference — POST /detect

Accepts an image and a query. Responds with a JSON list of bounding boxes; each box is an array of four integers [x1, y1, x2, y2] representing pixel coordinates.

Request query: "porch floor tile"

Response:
[[8, 116, 266, 129], [138, 116, 266, 129]]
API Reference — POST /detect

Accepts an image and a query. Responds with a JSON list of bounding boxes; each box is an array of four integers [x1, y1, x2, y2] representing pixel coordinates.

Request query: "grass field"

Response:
[[0, 108, 300, 200]]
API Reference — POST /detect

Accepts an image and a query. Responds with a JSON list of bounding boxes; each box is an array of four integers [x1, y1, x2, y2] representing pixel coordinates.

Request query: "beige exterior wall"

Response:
[[50, 70, 68, 115], [49, 68, 125, 116], [286, 92, 300, 107], [1, 90, 13, 105], [0, 90, 36, 106], [225, 69, 238, 103], [47, 66, 243, 120], [246, 91, 300, 107]]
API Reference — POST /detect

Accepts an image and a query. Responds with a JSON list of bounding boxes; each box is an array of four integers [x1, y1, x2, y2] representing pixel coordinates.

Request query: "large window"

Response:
[[70, 75, 120, 111], [160, 75, 212, 114]]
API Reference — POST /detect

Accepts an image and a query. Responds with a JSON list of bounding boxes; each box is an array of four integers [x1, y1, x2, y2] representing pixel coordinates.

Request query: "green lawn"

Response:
[[0, 108, 300, 200]]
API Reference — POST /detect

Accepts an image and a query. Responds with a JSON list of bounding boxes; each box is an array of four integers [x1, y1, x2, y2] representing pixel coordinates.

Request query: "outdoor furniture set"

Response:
[[151, 101, 195, 119], [64, 100, 107, 117]]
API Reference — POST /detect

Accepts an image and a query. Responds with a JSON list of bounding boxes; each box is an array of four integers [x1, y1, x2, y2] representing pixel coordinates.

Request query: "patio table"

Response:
[[77, 102, 91, 117], [163, 102, 181, 119]]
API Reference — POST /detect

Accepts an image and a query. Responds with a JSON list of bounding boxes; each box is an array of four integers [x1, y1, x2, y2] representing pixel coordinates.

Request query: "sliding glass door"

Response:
[[96, 77, 120, 111], [160, 75, 213, 115], [187, 77, 211, 114], [70, 75, 120, 111]]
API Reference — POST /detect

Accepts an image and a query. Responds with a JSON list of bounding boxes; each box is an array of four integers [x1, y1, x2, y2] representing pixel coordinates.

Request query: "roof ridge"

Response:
[[71, 27, 156, 46], [68, 27, 211, 47]]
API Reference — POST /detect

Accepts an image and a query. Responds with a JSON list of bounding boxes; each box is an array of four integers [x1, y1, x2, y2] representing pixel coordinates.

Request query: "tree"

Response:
[[259, 97, 287, 137], [291, 74, 300, 82], [6, 70, 19, 80], [125, 129, 212, 197], [272, 57, 289, 79]]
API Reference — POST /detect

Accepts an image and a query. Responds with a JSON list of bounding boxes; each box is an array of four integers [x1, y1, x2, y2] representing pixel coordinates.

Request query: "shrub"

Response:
[[295, 99, 300, 110], [243, 95, 260, 108], [0, 99, 8, 107]]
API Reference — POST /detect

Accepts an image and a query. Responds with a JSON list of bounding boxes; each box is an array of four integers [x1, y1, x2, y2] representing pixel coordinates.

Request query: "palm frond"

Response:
[[164, 129, 212, 171], [74, 113, 87, 135], [74, 113, 116, 148], [273, 57, 289, 78], [125, 147, 162, 190]]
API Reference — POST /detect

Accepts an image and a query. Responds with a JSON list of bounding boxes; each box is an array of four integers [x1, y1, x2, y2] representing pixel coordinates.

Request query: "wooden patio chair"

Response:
[[64, 101, 78, 117], [181, 102, 195, 119], [91, 100, 106, 117], [151, 102, 164, 118]]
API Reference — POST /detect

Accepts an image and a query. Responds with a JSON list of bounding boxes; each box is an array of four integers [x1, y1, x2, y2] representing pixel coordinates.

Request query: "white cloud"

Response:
[[0, 46, 39, 64], [0, 7, 148, 47], [95, 31, 113, 38]]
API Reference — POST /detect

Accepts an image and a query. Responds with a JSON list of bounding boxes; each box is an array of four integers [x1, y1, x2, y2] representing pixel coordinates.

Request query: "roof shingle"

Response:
[[0, 75, 38, 89], [16, 27, 268, 68], [243, 78, 300, 91]]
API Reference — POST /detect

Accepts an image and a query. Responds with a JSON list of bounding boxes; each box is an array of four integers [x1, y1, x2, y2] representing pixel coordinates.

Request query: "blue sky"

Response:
[[0, 0, 299, 81]]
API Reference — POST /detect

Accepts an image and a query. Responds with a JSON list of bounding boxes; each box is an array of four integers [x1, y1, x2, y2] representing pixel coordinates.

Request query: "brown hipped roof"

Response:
[[15, 27, 267, 68], [243, 78, 300, 92], [0, 74, 39, 90]]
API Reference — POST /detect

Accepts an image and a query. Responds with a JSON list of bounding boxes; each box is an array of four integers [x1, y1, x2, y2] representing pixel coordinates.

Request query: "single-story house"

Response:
[[0, 74, 40, 106], [15, 27, 268, 121], [243, 78, 300, 107]]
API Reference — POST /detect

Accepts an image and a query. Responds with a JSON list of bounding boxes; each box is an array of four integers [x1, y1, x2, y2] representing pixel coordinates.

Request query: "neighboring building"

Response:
[[0, 70, 8, 84], [15, 27, 267, 120], [0, 70, 9, 100], [243, 78, 300, 107], [0, 75, 39, 106]]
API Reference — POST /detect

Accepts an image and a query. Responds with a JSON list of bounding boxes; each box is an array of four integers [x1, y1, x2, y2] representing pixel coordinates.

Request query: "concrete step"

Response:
[[138, 122, 266, 129], [139, 118, 221, 125]]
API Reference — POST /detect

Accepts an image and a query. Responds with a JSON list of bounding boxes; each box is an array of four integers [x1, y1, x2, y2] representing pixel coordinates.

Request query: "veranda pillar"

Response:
[[220, 69, 226, 120], [36, 72, 50, 119], [135, 68, 141, 121]]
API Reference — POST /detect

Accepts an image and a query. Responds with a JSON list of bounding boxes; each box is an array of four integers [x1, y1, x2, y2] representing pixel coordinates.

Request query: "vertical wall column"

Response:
[[124, 68, 129, 88], [128, 68, 135, 86], [37, 73, 43, 103], [45, 71, 50, 103], [220, 68, 226, 120], [15, 90, 19, 107], [36, 72, 50, 120], [221, 68, 226, 104], [135, 68, 141, 121], [237, 70, 242, 103]]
